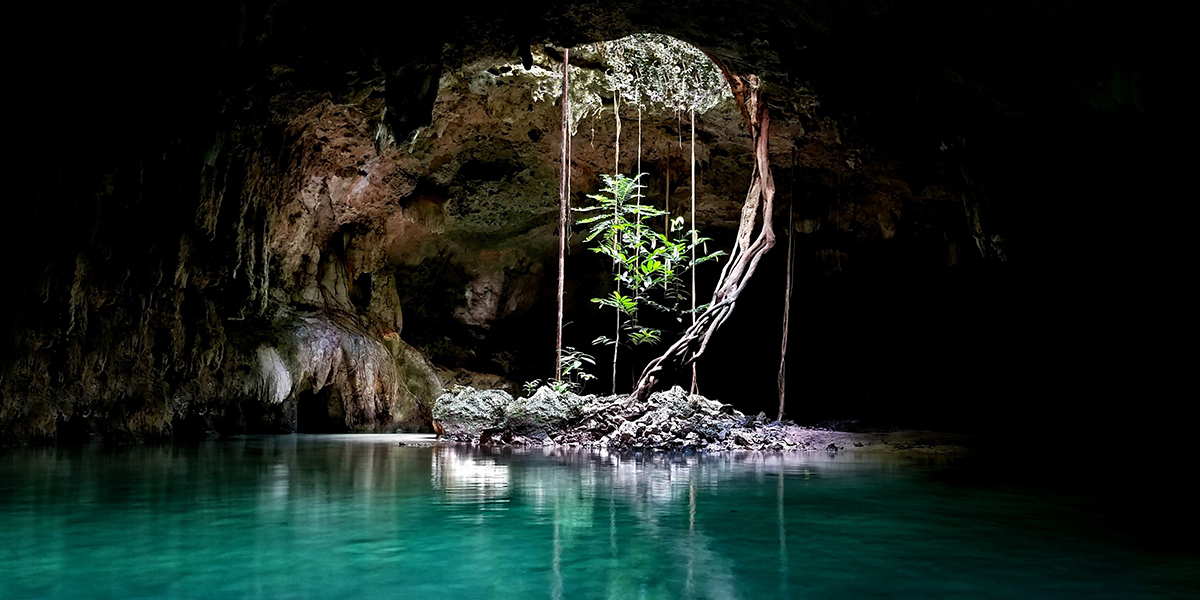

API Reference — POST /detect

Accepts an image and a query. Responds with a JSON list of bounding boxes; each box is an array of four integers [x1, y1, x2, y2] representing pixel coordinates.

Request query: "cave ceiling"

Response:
[[0, 0, 1172, 443]]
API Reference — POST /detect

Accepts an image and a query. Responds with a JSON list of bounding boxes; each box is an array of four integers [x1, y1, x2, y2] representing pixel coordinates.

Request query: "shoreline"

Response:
[[398, 429, 974, 457], [432, 385, 975, 456]]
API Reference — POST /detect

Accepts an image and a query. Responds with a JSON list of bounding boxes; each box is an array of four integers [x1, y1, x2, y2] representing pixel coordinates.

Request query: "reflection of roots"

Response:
[[633, 66, 776, 402]]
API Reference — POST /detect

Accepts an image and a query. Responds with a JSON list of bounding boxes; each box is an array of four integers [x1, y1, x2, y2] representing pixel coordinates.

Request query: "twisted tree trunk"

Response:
[[631, 67, 777, 402]]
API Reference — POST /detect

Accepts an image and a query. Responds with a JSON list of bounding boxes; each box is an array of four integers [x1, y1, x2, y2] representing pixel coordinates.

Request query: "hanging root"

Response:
[[631, 64, 776, 402]]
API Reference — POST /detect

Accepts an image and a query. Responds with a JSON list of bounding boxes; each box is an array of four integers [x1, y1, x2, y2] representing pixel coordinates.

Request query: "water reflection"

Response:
[[2, 438, 1195, 600], [777, 457, 789, 600], [423, 445, 897, 600], [431, 450, 511, 513]]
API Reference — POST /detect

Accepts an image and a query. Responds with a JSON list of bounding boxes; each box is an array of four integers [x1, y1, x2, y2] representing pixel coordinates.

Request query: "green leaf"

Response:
[[640, 259, 662, 275], [629, 328, 662, 345], [592, 335, 617, 347]]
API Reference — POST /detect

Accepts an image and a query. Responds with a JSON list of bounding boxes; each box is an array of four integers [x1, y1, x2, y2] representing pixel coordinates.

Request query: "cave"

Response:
[[2, 0, 1186, 442], [0, 1, 1193, 596], [295, 387, 345, 433]]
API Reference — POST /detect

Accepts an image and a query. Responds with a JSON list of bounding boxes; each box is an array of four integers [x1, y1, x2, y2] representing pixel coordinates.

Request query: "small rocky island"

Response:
[[434, 386, 970, 454]]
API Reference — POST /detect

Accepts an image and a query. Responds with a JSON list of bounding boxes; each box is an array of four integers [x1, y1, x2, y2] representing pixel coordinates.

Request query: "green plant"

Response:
[[523, 347, 596, 396], [548, 379, 574, 394], [522, 379, 542, 396], [559, 346, 596, 384], [574, 173, 725, 392]]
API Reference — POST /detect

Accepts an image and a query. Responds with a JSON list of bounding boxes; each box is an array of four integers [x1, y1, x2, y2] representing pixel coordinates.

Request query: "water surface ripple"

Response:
[[1, 436, 1195, 599]]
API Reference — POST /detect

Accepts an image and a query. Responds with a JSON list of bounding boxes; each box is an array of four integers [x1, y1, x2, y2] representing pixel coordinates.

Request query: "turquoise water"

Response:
[[1, 436, 1195, 599]]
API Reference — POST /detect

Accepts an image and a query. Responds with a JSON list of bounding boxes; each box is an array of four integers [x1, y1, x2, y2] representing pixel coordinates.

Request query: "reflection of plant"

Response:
[[575, 174, 724, 392]]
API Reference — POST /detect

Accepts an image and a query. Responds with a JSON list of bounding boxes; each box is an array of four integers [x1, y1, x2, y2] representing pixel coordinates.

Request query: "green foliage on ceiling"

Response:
[[461, 34, 731, 135], [575, 33, 731, 116]]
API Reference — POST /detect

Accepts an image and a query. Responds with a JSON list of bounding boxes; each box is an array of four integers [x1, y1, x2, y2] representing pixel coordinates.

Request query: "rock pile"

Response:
[[432, 385, 812, 451]]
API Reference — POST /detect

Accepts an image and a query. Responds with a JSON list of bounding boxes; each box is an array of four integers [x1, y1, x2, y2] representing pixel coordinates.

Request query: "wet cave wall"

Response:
[[0, 0, 1186, 444]]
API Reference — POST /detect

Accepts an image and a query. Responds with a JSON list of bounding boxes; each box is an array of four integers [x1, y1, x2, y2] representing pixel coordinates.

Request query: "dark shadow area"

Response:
[[241, 399, 297, 435], [0, 0, 1187, 469], [936, 421, 1200, 555], [350, 273, 374, 311], [296, 389, 347, 433]]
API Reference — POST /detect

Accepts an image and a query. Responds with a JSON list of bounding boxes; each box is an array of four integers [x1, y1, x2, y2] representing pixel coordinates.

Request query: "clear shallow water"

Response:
[[1, 436, 1195, 600]]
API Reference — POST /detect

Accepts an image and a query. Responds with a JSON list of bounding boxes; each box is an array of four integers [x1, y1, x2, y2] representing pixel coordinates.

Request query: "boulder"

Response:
[[432, 387, 512, 436], [505, 386, 588, 432]]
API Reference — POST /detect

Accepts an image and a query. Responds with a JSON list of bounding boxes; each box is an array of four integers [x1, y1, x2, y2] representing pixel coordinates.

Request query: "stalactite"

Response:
[[244, 207, 259, 305], [232, 180, 251, 281], [173, 235, 192, 289], [66, 253, 89, 336], [258, 218, 271, 315], [196, 132, 229, 239]]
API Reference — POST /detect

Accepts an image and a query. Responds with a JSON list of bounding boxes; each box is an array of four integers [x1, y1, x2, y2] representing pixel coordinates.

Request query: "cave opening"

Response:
[[395, 32, 746, 400], [349, 272, 373, 311], [296, 388, 348, 434]]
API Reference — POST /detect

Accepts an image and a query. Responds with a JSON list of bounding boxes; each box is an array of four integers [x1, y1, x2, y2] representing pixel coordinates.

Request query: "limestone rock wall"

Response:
[[1, 0, 1067, 443], [1, 80, 448, 443]]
